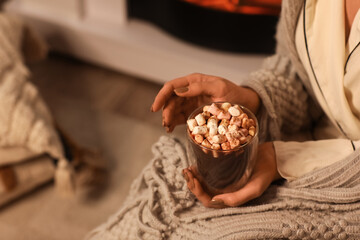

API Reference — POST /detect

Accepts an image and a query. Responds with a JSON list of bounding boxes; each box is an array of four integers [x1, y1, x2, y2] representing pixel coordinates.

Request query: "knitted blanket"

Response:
[[0, 13, 64, 163], [0, 13, 75, 202], [86, 136, 360, 240]]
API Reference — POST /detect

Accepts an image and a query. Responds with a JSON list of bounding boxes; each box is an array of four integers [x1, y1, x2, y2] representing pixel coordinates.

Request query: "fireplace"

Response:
[[127, 0, 281, 53], [5, 0, 274, 84]]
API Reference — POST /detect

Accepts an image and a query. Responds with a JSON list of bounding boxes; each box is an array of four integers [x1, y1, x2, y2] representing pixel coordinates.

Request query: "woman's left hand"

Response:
[[182, 142, 281, 208]]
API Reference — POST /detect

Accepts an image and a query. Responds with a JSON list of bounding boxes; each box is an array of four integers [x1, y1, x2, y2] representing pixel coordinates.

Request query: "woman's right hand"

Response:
[[183, 142, 281, 208], [151, 73, 260, 132]]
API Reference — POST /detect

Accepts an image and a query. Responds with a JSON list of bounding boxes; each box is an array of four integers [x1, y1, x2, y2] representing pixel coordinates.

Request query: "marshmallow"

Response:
[[204, 131, 210, 139], [221, 102, 232, 112], [230, 138, 240, 149], [241, 117, 249, 129], [226, 131, 240, 141], [248, 119, 255, 127], [228, 106, 241, 117], [201, 139, 212, 148], [218, 125, 227, 135], [239, 136, 247, 145], [194, 134, 204, 144], [212, 150, 219, 158], [207, 116, 218, 128], [202, 148, 209, 154], [187, 119, 197, 132], [239, 128, 249, 137], [203, 105, 210, 112], [211, 143, 221, 150], [221, 142, 231, 150], [233, 131, 241, 139], [192, 126, 207, 135], [230, 116, 242, 127], [212, 134, 226, 144], [220, 119, 230, 127], [209, 125, 218, 136], [249, 126, 256, 136], [195, 113, 206, 126], [239, 113, 248, 121], [208, 103, 221, 116], [227, 124, 238, 132], [202, 111, 211, 119], [233, 104, 242, 111], [217, 111, 231, 120]]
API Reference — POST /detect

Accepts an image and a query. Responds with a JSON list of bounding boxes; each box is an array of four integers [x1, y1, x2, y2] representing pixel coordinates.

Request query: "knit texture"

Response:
[[0, 13, 74, 201], [0, 13, 64, 160], [86, 136, 360, 240]]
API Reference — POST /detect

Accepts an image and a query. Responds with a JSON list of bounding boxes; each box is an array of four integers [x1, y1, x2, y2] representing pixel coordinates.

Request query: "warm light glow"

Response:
[[183, 0, 282, 15]]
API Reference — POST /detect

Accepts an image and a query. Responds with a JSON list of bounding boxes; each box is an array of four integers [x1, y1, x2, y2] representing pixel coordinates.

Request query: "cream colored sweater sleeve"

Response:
[[274, 139, 360, 181]]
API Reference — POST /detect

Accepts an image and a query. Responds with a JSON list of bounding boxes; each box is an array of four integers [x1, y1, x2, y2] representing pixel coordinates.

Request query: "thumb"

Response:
[[211, 182, 262, 207], [211, 193, 248, 208]]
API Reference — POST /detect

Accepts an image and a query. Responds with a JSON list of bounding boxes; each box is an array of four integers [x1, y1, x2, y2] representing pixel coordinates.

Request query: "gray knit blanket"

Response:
[[86, 136, 360, 240]]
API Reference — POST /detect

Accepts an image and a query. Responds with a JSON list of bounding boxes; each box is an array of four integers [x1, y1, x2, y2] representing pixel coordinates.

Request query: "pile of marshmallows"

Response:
[[187, 102, 257, 151]]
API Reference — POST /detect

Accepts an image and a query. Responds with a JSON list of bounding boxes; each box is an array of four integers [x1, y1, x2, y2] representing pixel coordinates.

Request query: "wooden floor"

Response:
[[0, 53, 187, 240], [30, 52, 164, 140]]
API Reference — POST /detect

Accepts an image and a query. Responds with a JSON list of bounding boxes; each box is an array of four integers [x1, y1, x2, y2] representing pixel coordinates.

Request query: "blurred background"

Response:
[[0, 0, 280, 239]]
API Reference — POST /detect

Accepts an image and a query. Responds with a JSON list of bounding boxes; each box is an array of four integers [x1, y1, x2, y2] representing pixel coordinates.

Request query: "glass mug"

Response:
[[186, 102, 259, 196]]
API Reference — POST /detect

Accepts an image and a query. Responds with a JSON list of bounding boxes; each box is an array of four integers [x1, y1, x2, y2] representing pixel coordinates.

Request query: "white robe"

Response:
[[274, 0, 360, 180]]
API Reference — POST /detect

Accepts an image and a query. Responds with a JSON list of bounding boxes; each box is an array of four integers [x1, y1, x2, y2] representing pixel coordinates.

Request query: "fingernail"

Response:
[[165, 126, 170, 133], [182, 169, 189, 182], [174, 87, 188, 94], [150, 105, 154, 112], [210, 199, 224, 206]]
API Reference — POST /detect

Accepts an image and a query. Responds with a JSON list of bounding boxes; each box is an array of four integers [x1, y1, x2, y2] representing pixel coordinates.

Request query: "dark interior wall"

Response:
[[127, 0, 279, 54]]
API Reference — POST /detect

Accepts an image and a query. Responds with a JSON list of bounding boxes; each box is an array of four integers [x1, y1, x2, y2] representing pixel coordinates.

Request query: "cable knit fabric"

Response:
[[246, 55, 310, 140], [86, 136, 360, 240], [0, 13, 73, 201], [242, 0, 323, 141], [0, 13, 64, 160]]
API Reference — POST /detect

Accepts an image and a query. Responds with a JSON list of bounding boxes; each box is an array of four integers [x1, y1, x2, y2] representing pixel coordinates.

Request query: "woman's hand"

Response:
[[182, 142, 281, 208], [151, 73, 260, 132]]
